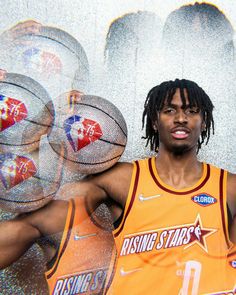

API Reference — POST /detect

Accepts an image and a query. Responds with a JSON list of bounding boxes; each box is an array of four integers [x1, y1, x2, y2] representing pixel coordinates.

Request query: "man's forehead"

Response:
[[162, 88, 198, 107], [162, 97, 191, 107]]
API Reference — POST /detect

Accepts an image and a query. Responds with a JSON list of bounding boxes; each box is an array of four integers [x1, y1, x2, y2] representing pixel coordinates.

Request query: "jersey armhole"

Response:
[[113, 161, 140, 237], [220, 170, 233, 248], [45, 199, 75, 279]]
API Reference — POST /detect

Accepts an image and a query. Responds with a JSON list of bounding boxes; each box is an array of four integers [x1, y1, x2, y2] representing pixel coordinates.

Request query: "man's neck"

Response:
[[155, 147, 202, 189]]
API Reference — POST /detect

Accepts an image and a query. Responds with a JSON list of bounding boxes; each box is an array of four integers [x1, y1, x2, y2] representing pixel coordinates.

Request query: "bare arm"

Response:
[[0, 161, 133, 269], [58, 162, 133, 210], [227, 173, 236, 218], [0, 218, 40, 269], [227, 173, 236, 243], [0, 200, 68, 269]]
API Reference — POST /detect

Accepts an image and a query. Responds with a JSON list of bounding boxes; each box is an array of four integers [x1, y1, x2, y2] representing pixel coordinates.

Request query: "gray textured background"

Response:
[[0, 0, 236, 294]]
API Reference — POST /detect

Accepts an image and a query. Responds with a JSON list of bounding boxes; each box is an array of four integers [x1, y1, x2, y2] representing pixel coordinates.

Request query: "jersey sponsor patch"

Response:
[[0, 95, 28, 131], [119, 214, 216, 256], [64, 115, 103, 152], [22, 47, 62, 77], [191, 193, 217, 207], [0, 153, 37, 189], [52, 268, 107, 295]]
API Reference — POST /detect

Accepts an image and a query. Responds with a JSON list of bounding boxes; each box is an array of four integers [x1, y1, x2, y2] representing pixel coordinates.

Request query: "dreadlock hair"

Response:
[[142, 79, 214, 153]]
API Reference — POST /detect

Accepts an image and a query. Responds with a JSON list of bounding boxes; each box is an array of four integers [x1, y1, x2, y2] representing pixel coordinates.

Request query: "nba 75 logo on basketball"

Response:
[[0, 154, 37, 189], [64, 115, 103, 151], [22, 48, 62, 77], [0, 95, 28, 131]]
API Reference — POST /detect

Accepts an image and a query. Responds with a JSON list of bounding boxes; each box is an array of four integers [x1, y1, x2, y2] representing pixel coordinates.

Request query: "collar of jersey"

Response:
[[150, 157, 210, 195]]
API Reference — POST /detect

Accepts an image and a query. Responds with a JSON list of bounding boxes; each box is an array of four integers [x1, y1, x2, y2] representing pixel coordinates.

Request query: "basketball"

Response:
[[3, 25, 89, 99], [0, 143, 63, 213], [48, 94, 127, 174], [0, 72, 54, 153]]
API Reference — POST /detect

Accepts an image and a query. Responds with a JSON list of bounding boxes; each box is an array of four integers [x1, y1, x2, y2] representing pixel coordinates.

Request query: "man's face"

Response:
[[154, 88, 204, 154]]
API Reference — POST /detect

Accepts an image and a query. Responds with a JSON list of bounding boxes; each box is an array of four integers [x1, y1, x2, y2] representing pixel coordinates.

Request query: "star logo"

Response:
[[184, 214, 217, 253], [0, 153, 37, 189], [0, 95, 28, 131], [64, 115, 103, 152]]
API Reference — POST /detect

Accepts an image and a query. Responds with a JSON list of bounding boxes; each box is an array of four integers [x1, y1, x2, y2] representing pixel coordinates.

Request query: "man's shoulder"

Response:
[[107, 157, 154, 176], [204, 161, 231, 174], [227, 171, 236, 186], [227, 173, 236, 218], [100, 161, 134, 176]]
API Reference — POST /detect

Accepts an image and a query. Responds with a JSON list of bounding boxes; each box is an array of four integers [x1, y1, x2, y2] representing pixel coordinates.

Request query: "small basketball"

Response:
[[0, 146, 62, 213], [48, 94, 127, 174], [0, 73, 54, 153]]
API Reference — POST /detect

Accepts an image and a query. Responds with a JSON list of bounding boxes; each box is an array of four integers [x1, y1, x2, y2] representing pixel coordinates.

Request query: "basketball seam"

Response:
[[0, 139, 41, 146], [31, 34, 89, 71], [32, 175, 61, 184], [98, 138, 126, 147], [0, 192, 55, 203], [76, 102, 127, 137], [49, 142, 122, 165], [0, 81, 53, 115]]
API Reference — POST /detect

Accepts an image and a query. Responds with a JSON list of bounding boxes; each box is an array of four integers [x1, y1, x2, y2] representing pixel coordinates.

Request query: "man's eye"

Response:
[[163, 108, 175, 113], [185, 108, 199, 114]]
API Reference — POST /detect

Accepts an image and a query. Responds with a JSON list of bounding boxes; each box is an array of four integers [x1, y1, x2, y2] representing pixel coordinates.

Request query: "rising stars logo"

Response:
[[120, 214, 217, 257]]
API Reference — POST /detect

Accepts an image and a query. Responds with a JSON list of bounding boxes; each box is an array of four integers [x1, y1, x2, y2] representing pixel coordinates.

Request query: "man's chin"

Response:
[[170, 144, 192, 155]]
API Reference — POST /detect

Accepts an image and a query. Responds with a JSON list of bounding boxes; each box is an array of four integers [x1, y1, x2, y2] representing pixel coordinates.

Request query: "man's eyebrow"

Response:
[[162, 103, 198, 109], [162, 103, 176, 107]]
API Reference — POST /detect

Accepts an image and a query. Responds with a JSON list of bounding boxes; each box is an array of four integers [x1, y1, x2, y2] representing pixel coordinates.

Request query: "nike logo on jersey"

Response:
[[74, 232, 97, 241], [138, 194, 161, 202], [120, 267, 142, 276]]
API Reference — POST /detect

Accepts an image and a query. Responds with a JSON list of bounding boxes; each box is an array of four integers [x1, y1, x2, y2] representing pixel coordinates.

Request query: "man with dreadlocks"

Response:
[[0, 79, 235, 294]]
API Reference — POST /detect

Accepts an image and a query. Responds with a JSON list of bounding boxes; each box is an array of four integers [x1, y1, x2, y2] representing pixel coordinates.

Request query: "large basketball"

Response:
[[48, 94, 127, 174], [0, 73, 54, 153], [0, 142, 63, 213], [2, 25, 89, 98]]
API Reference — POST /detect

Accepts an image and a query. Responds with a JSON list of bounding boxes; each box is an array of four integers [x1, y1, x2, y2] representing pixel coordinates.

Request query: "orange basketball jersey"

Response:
[[45, 197, 114, 295], [105, 157, 236, 295]]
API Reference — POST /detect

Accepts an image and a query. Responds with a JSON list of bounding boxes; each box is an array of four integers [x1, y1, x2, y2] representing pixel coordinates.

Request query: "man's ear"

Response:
[[201, 121, 206, 132], [152, 121, 158, 132]]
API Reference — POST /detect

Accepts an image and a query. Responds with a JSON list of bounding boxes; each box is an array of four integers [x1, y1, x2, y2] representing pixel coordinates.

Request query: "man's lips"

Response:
[[171, 127, 190, 139]]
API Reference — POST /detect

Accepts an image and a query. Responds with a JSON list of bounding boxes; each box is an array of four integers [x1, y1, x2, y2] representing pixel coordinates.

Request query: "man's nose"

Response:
[[174, 109, 188, 123]]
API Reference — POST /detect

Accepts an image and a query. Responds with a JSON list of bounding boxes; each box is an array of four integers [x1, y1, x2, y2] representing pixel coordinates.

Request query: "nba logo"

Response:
[[22, 47, 62, 78], [0, 154, 37, 189], [0, 95, 28, 131], [64, 115, 103, 151]]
